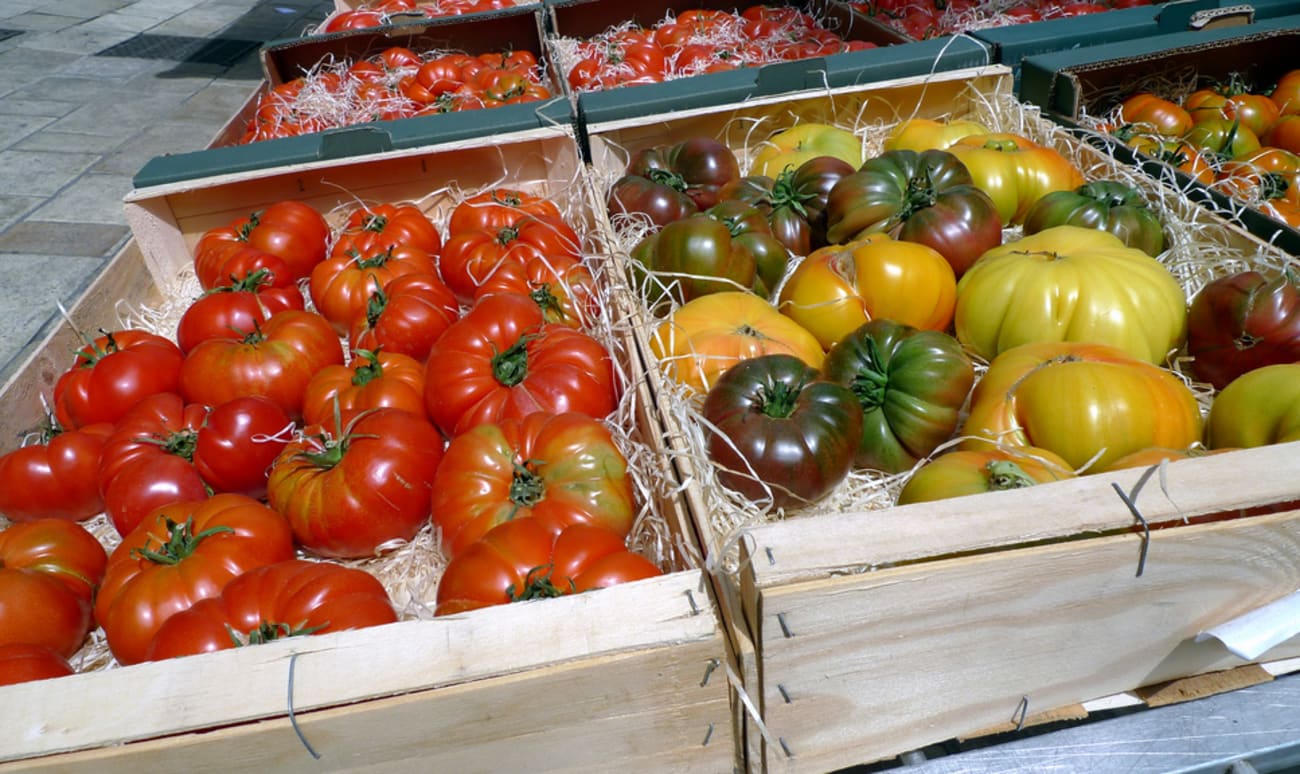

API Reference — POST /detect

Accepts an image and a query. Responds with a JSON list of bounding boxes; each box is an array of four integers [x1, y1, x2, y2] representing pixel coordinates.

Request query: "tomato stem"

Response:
[[227, 620, 329, 647], [848, 337, 890, 410], [351, 349, 384, 386], [364, 283, 390, 327], [508, 459, 546, 510], [491, 335, 533, 387], [509, 564, 572, 601], [984, 460, 1039, 490], [132, 517, 235, 566], [758, 378, 806, 419]]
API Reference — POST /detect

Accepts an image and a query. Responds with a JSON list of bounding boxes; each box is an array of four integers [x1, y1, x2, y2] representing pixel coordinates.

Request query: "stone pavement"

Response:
[[0, 0, 334, 384]]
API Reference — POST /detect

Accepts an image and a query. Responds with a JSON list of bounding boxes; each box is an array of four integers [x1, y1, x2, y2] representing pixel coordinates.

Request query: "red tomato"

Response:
[[0, 420, 112, 522], [471, 251, 599, 328], [347, 273, 461, 363], [438, 215, 582, 302], [435, 519, 661, 615], [53, 330, 184, 429], [446, 188, 565, 235], [97, 392, 212, 537], [0, 519, 108, 658], [144, 559, 397, 661], [266, 407, 445, 559], [423, 293, 618, 437], [309, 243, 439, 335], [0, 643, 75, 685], [192, 396, 295, 500], [330, 202, 443, 258], [193, 201, 330, 284], [190, 244, 292, 292], [301, 349, 428, 428], [95, 494, 296, 665], [430, 411, 637, 557], [175, 267, 306, 354], [179, 309, 345, 421]]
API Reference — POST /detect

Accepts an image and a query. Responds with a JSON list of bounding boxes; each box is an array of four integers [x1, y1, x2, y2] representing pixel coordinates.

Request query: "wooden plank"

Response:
[[750, 508, 1300, 773], [1135, 663, 1273, 707]]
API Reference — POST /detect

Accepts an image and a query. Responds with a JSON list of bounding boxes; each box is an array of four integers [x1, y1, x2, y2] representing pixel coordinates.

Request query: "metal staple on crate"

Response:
[[701, 658, 720, 688], [1011, 695, 1030, 732], [287, 651, 322, 760], [1110, 461, 1168, 578]]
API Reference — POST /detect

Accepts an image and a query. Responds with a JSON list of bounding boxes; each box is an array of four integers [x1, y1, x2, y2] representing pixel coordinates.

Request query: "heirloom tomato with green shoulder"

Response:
[[1206, 363, 1300, 449], [897, 446, 1076, 505]]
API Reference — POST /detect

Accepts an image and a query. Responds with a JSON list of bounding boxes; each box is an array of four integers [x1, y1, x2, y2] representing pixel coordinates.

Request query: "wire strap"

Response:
[[287, 652, 322, 760]]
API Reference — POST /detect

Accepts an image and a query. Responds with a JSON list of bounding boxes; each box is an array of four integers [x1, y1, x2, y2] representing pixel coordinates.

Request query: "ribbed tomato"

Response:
[[53, 330, 184, 430], [1187, 269, 1300, 389], [310, 243, 440, 335], [348, 273, 460, 363], [897, 446, 1076, 505], [301, 349, 428, 428], [0, 419, 111, 522], [193, 200, 329, 284]]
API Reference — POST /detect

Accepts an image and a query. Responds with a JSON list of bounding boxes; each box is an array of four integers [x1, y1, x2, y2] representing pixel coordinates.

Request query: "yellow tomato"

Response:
[[778, 235, 956, 350], [882, 117, 991, 152], [896, 445, 1076, 505], [947, 132, 1086, 225], [955, 226, 1187, 365], [1205, 363, 1300, 448], [751, 123, 863, 179], [649, 291, 824, 393]]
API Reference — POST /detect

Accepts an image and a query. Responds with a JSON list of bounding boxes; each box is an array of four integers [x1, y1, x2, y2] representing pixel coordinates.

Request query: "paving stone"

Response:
[[181, 80, 262, 124], [12, 130, 122, 155], [0, 254, 104, 385], [0, 113, 58, 151], [90, 117, 219, 175], [2, 12, 82, 33], [47, 89, 200, 141], [4, 76, 132, 105], [0, 195, 42, 232], [59, 54, 174, 81], [28, 173, 134, 226], [0, 149, 101, 197], [0, 46, 82, 88], [0, 221, 129, 259], [0, 96, 81, 119], [0, 0, 53, 20]]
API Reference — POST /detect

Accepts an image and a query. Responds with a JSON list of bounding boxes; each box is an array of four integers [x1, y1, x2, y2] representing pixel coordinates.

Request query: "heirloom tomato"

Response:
[[1273, 69, 1300, 116], [650, 291, 825, 393], [1118, 93, 1193, 137], [1131, 139, 1217, 185], [1205, 363, 1300, 448], [423, 293, 617, 437], [607, 137, 741, 229], [302, 349, 428, 427], [95, 494, 296, 665], [823, 320, 974, 473], [179, 309, 345, 421], [1021, 180, 1166, 257], [144, 559, 397, 661], [0, 518, 106, 606], [430, 411, 636, 557], [53, 329, 184, 429], [825, 148, 1002, 277], [447, 188, 564, 234], [778, 235, 956, 350], [1099, 445, 1236, 472], [472, 251, 598, 328], [193, 200, 330, 283], [330, 202, 442, 258], [1187, 269, 1300, 389], [702, 353, 862, 511], [267, 407, 444, 558], [896, 446, 1076, 505], [882, 117, 992, 152], [192, 396, 294, 500], [439, 215, 582, 303], [1263, 197, 1300, 229], [955, 226, 1187, 364], [310, 243, 439, 335], [0, 571, 91, 659], [0, 419, 111, 522], [435, 519, 661, 615], [0, 643, 74, 686], [175, 268, 306, 354], [718, 154, 856, 255], [567, 34, 667, 92], [961, 341, 1204, 472], [97, 392, 212, 537], [1184, 118, 1262, 160], [751, 124, 863, 179], [1266, 116, 1300, 167], [348, 273, 460, 362], [946, 132, 1086, 225], [630, 212, 759, 306]]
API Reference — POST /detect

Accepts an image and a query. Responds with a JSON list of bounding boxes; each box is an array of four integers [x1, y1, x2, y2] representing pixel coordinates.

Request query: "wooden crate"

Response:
[[0, 125, 736, 771], [583, 64, 1300, 772]]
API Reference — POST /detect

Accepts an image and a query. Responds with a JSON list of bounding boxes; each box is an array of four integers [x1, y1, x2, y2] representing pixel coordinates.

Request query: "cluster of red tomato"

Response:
[[850, 0, 1151, 40], [319, 0, 517, 33], [239, 46, 552, 144], [608, 116, 1300, 513], [0, 189, 665, 684], [564, 5, 875, 92], [1106, 69, 1300, 228]]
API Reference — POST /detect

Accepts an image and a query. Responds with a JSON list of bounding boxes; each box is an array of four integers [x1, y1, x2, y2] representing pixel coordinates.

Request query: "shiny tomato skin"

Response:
[[472, 250, 598, 328], [348, 273, 460, 363], [0, 518, 107, 605], [718, 155, 857, 255], [430, 411, 636, 558], [192, 396, 294, 500], [144, 559, 397, 661], [53, 330, 185, 430], [301, 349, 428, 428], [1187, 270, 1300, 390], [95, 493, 296, 665], [702, 353, 863, 511], [631, 213, 759, 305], [1119, 93, 1193, 138], [1205, 363, 1300, 448], [423, 293, 617, 437], [194, 201, 330, 284], [0, 519, 108, 658], [175, 270, 305, 354], [1021, 179, 1167, 257], [438, 216, 582, 303], [946, 132, 1086, 226], [331, 203, 442, 258], [0, 643, 75, 685], [310, 243, 439, 335], [447, 188, 565, 235], [266, 407, 445, 559], [608, 137, 740, 227], [897, 446, 1076, 505], [0, 421, 112, 522]]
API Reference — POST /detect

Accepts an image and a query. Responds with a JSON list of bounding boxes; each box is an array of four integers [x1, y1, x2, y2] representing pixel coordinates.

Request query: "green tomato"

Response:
[[1021, 180, 1166, 257], [1205, 363, 1300, 448]]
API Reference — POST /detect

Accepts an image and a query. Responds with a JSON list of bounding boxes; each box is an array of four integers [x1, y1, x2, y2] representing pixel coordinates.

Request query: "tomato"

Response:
[[0, 519, 107, 658], [718, 155, 856, 255], [567, 38, 667, 92], [53, 329, 184, 429], [179, 309, 345, 421], [190, 244, 295, 293], [331, 202, 442, 258], [348, 273, 460, 362], [1205, 364, 1300, 448], [961, 341, 1204, 472], [430, 411, 637, 557], [302, 349, 427, 428], [310, 243, 439, 335], [97, 392, 212, 536], [823, 320, 974, 473], [1186, 269, 1300, 390], [95, 494, 296, 665], [701, 353, 861, 510], [1099, 445, 1236, 473], [1118, 93, 1193, 138], [1272, 69, 1300, 116], [1021, 180, 1167, 257], [607, 137, 741, 229], [175, 268, 306, 354], [946, 132, 1086, 226], [447, 188, 565, 235], [192, 396, 294, 500], [954, 226, 1187, 364], [1184, 118, 1262, 161], [825, 148, 1003, 278], [0, 419, 111, 522], [649, 291, 825, 393], [1265, 115, 1300, 155], [0, 643, 74, 685], [777, 235, 956, 350], [144, 559, 397, 660], [883, 118, 992, 152], [630, 213, 758, 306], [193, 201, 330, 284], [472, 250, 598, 328], [423, 293, 617, 437], [751, 123, 863, 178], [266, 408, 444, 559], [896, 446, 1076, 505], [435, 519, 660, 615], [439, 216, 582, 303]]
